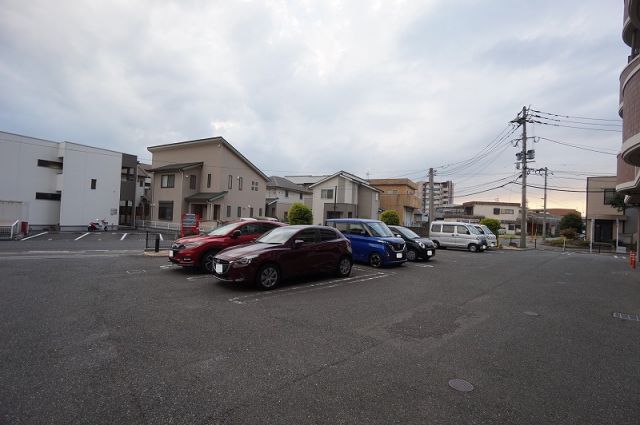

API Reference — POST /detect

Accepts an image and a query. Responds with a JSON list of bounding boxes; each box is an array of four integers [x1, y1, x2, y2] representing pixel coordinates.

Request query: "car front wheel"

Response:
[[257, 264, 280, 290], [336, 256, 352, 277], [369, 253, 382, 268], [406, 249, 417, 261], [468, 244, 478, 252], [201, 250, 219, 273]]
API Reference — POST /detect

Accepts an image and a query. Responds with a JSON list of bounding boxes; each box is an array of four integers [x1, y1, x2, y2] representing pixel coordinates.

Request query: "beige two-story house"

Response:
[[147, 137, 269, 225], [307, 171, 381, 225]]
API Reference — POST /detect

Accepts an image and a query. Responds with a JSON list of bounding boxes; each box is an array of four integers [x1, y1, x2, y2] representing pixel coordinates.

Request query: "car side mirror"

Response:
[[293, 239, 304, 248], [231, 230, 241, 238], [395, 234, 402, 238]]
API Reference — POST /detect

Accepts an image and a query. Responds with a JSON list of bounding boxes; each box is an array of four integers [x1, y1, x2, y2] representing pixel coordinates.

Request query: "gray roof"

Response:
[[148, 162, 203, 173], [267, 176, 312, 194], [184, 191, 227, 202], [308, 170, 382, 193]]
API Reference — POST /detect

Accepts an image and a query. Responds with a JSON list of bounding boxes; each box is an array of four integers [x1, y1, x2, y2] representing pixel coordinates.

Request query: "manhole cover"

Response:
[[448, 379, 474, 392], [523, 311, 540, 317]]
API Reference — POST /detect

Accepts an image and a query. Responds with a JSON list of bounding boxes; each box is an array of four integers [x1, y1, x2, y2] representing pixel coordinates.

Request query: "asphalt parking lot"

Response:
[[1, 242, 639, 424]]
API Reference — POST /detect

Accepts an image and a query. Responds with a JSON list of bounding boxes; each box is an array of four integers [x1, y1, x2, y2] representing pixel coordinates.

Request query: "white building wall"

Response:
[[0, 132, 62, 226], [58, 142, 122, 229], [311, 176, 341, 225]]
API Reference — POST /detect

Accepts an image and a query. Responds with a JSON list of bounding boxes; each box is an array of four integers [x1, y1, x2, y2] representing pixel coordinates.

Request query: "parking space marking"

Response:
[[21, 232, 48, 241], [126, 269, 146, 275], [120, 233, 128, 241], [229, 271, 388, 305], [407, 263, 435, 268], [75, 232, 90, 241]]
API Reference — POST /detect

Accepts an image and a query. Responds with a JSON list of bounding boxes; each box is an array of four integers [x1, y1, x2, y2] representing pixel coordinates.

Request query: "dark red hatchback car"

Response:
[[169, 220, 285, 273], [212, 225, 353, 290]]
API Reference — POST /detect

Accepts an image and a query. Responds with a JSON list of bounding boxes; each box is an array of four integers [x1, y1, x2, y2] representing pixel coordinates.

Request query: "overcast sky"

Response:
[[0, 1, 627, 213]]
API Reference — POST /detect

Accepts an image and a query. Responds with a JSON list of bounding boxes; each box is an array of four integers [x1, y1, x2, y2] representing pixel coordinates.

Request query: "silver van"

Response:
[[473, 224, 497, 248], [429, 221, 487, 252]]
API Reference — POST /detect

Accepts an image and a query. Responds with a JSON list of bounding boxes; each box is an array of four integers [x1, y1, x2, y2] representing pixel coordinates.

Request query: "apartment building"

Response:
[[417, 180, 454, 212], [147, 137, 269, 224], [586, 176, 632, 243], [616, 1, 640, 251], [0, 131, 137, 231], [369, 178, 421, 226], [462, 201, 522, 234]]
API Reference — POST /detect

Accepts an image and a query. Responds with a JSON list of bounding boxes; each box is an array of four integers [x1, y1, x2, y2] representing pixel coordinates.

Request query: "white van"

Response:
[[473, 224, 498, 248], [429, 221, 487, 252]]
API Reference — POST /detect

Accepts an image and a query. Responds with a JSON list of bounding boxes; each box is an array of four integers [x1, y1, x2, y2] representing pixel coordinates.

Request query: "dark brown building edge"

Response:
[[119, 153, 137, 227]]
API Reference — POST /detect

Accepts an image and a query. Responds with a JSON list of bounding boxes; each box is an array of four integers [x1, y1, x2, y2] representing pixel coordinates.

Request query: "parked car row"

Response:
[[168, 218, 497, 290]]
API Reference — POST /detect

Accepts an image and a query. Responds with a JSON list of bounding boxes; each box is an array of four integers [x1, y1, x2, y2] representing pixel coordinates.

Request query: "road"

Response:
[[0, 241, 638, 424]]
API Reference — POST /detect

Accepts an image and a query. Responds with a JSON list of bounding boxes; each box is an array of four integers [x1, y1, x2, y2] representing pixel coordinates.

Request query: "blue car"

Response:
[[326, 218, 406, 267]]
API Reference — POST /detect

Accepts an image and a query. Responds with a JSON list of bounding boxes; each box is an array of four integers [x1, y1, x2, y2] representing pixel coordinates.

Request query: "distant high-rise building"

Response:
[[416, 180, 454, 213]]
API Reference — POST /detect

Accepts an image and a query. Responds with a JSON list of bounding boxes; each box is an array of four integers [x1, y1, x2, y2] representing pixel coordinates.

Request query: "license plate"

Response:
[[215, 264, 223, 274], [427, 250, 433, 256], [396, 253, 403, 259], [168, 250, 173, 258]]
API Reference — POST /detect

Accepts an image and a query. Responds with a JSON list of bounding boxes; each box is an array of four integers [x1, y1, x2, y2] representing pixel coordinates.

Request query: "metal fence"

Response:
[[0, 220, 20, 240]]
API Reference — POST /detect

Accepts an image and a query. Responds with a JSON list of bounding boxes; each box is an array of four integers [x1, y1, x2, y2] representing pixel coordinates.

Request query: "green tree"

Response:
[[480, 218, 501, 235], [288, 203, 312, 225], [380, 210, 400, 225], [607, 192, 626, 213], [559, 212, 583, 233]]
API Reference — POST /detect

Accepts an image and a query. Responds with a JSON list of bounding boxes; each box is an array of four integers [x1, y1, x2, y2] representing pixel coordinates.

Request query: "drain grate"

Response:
[[612, 312, 640, 322]]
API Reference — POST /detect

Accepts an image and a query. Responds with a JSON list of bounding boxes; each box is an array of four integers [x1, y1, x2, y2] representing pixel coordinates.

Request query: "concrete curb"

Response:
[[144, 249, 169, 257]]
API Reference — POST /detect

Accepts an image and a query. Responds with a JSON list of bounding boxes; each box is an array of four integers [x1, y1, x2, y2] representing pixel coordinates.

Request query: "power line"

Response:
[[538, 137, 618, 155], [531, 109, 622, 122], [530, 114, 622, 128], [531, 120, 622, 133]]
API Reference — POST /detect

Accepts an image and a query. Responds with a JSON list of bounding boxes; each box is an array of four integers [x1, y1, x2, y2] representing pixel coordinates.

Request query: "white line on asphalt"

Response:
[[120, 233, 128, 241], [187, 275, 212, 281], [407, 263, 435, 268], [75, 232, 90, 241], [21, 231, 48, 241], [126, 269, 146, 274], [229, 272, 388, 305]]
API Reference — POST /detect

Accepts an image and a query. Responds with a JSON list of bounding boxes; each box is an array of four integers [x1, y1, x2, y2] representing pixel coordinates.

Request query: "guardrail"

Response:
[[0, 220, 20, 240]]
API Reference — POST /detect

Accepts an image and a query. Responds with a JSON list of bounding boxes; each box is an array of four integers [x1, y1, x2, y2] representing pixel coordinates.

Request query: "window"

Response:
[[35, 192, 61, 201], [207, 174, 211, 188], [284, 211, 288, 221], [299, 193, 303, 200], [295, 229, 317, 243], [90, 179, 97, 190], [251, 181, 259, 191], [158, 201, 174, 221], [249, 207, 254, 217], [321, 189, 334, 199], [501, 209, 514, 214], [226, 205, 231, 217], [238, 177, 243, 190], [37, 159, 63, 170], [228, 175, 233, 189], [431, 224, 441, 232], [442, 224, 455, 233], [457, 226, 470, 235], [259, 208, 263, 216], [285, 190, 289, 198], [493, 208, 500, 215], [320, 229, 338, 241], [375, 193, 379, 201], [604, 188, 616, 204], [237, 206, 241, 217], [161, 174, 175, 188], [189, 175, 196, 190]]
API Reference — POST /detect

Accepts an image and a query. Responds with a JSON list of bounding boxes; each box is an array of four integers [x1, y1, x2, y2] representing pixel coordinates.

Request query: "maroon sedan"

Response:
[[212, 225, 353, 290], [169, 220, 285, 273]]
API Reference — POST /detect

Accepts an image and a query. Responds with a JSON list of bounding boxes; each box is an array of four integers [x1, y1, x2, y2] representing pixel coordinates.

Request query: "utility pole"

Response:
[[428, 168, 435, 232], [542, 167, 548, 241], [511, 106, 529, 249]]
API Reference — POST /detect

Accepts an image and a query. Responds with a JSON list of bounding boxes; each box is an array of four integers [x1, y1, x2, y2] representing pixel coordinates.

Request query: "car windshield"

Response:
[[395, 227, 420, 239], [207, 222, 238, 236], [256, 227, 300, 244], [481, 225, 495, 235], [474, 225, 485, 234], [366, 221, 395, 237], [468, 226, 481, 235]]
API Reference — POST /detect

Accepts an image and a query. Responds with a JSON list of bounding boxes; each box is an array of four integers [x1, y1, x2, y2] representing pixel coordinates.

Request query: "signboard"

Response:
[[181, 213, 200, 237]]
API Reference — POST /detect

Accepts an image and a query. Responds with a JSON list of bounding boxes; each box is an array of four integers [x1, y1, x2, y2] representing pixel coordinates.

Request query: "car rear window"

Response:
[[442, 224, 455, 233], [320, 229, 338, 241]]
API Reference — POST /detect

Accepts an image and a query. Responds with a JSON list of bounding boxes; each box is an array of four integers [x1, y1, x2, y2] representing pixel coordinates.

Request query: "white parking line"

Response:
[[21, 232, 48, 241], [229, 271, 388, 305], [75, 232, 90, 241], [406, 263, 435, 268], [120, 233, 128, 241]]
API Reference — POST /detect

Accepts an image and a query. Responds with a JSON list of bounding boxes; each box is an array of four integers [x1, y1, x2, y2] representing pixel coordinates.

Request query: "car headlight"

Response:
[[184, 241, 205, 248], [232, 255, 257, 268], [418, 242, 425, 249]]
